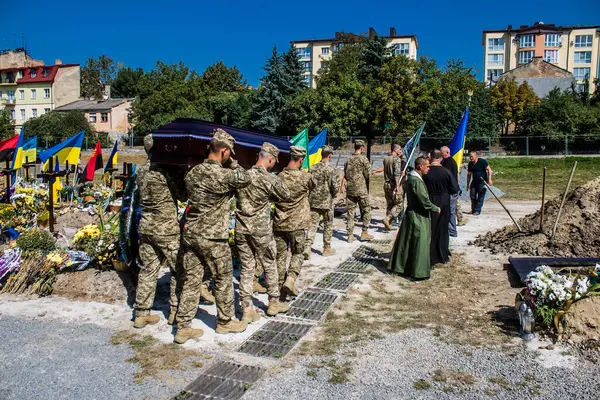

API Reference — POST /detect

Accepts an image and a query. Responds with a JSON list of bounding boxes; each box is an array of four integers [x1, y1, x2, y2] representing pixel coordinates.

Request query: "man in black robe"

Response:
[[423, 149, 458, 266]]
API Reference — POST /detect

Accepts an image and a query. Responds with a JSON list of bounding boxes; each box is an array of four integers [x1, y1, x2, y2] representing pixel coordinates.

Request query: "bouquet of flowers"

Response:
[[0, 248, 22, 282]]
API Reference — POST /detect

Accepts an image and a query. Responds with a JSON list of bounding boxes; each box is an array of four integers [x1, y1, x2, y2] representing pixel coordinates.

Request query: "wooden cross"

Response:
[[1, 160, 16, 203], [104, 167, 119, 188], [63, 161, 76, 186], [114, 162, 132, 198], [23, 156, 37, 182], [36, 157, 67, 232]]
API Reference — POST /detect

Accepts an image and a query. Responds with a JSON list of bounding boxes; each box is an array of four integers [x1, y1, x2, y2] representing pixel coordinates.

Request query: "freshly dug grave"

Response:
[[474, 178, 600, 257], [563, 296, 600, 343]]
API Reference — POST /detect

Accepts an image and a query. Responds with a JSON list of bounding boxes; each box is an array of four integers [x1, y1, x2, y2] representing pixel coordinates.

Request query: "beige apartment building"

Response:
[[482, 22, 600, 93], [292, 27, 418, 88], [54, 98, 133, 136], [0, 49, 80, 132]]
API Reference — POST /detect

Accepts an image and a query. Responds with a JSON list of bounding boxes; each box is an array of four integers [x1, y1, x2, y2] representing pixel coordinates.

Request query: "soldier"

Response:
[[236, 142, 292, 323], [174, 129, 251, 344], [304, 145, 340, 259], [343, 139, 374, 242], [273, 146, 316, 298], [133, 134, 186, 329], [382, 143, 405, 231]]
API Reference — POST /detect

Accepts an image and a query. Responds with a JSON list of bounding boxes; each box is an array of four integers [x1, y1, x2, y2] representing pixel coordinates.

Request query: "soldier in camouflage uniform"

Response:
[[274, 146, 316, 298], [343, 139, 374, 242], [382, 144, 405, 231], [133, 134, 187, 329], [174, 129, 252, 344], [304, 145, 340, 259], [236, 142, 291, 323]]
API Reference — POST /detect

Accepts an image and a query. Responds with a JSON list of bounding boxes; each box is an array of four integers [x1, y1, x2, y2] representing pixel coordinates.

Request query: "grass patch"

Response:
[[488, 377, 511, 389], [432, 369, 477, 386], [328, 360, 352, 384], [413, 379, 431, 390], [307, 370, 317, 377], [111, 330, 208, 384]]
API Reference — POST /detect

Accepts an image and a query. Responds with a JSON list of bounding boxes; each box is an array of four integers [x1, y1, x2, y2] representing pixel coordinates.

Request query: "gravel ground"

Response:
[[245, 329, 600, 400], [0, 315, 194, 400]]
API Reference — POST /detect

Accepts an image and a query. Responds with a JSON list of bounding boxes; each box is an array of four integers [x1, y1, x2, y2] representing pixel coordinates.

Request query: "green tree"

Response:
[[0, 109, 14, 140], [491, 78, 538, 135], [23, 110, 96, 148], [201, 61, 247, 94], [111, 66, 144, 98], [250, 47, 286, 133], [358, 35, 391, 83], [206, 91, 253, 128], [281, 44, 306, 95], [81, 55, 117, 99]]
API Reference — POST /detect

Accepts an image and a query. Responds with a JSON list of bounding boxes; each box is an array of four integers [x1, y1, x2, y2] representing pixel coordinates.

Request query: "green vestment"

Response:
[[388, 172, 440, 279]]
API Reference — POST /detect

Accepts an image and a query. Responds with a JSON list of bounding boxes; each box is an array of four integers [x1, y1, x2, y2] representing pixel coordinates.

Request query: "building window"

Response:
[[575, 83, 586, 93], [487, 54, 504, 66], [392, 43, 410, 56], [32, 109, 38, 118], [574, 35, 593, 48], [44, 108, 50, 114], [519, 50, 534, 64], [544, 34, 560, 47], [19, 90, 24, 100], [8, 90, 14, 100], [302, 74, 311, 87], [574, 51, 592, 64], [487, 69, 503, 82], [17, 70, 23, 79], [519, 35, 535, 48], [321, 47, 330, 55], [101, 113, 108, 123], [20, 109, 26, 120], [89, 112, 97, 123], [44, 88, 50, 98], [10, 109, 15, 120], [296, 47, 312, 59], [30, 70, 37, 78], [333, 43, 344, 54], [31, 89, 36, 99], [301, 61, 312, 72], [544, 50, 559, 63], [43, 68, 50, 77], [6, 72, 14, 82], [487, 38, 504, 51], [573, 67, 591, 81]]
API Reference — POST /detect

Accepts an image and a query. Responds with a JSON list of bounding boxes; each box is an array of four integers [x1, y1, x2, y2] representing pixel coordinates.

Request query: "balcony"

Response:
[[1, 98, 16, 105], [0, 78, 17, 85]]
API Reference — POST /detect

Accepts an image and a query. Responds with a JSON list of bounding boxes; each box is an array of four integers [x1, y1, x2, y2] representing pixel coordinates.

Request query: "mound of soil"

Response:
[[564, 296, 600, 343], [474, 178, 600, 257], [52, 269, 136, 305]]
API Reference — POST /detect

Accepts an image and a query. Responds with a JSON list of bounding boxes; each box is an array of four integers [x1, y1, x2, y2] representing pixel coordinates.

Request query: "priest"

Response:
[[388, 157, 440, 280]]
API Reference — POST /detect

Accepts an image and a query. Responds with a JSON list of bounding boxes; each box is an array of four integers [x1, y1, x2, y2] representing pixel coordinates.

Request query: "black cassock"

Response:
[[423, 165, 458, 265]]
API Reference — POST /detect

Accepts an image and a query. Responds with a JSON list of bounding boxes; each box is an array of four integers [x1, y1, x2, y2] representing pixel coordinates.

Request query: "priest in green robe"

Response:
[[388, 156, 440, 280]]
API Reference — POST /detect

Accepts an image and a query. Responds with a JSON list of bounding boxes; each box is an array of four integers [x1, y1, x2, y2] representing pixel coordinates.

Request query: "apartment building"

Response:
[[482, 22, 600, 93], [0, 49, 80, 132], [291, 27, 418, 88], [55, 98, 133, 135]]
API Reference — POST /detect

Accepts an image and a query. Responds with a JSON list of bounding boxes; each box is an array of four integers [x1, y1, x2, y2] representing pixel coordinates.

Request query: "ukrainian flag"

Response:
[[104, 140, 118, 172], [39, 130, 85, 170], [11, 126, 25, 169], [307, 129, 327, 167], [448, 108, 470, 168], [21, 137, 37, 164]]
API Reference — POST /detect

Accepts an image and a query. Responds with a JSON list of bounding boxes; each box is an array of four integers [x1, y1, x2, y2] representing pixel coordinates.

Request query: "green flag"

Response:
[[290, 128, 309, 169]]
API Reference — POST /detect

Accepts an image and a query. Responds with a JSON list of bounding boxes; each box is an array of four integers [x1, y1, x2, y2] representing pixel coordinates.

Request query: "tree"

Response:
[[80, 55, 117, 99], [358, 35, 391, 83], [23, 110, 96, 147], [201, 61, 247, 94], [491, 78, 538, 135], [281, 45, 305, 96], [111, 67, 144, 98], [206, 91, 253, 128], [250, 47, 286, 133], [0, 109, 14, 140]]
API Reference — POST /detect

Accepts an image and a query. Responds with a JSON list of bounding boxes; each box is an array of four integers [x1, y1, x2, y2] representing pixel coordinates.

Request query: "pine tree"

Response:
[[250, 47, 286, 133], [281, 44, 306, 95]]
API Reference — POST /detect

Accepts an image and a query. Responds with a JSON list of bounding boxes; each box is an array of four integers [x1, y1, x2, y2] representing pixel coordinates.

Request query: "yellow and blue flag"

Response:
[[39, 130, 85, 170], [104, 140, 118, 172], [289, 128, 309, 169], [448, 108, 470, 168], [307, 128, 327, 167], [11, 126, 25, 169], [22, 137, 37, 164]]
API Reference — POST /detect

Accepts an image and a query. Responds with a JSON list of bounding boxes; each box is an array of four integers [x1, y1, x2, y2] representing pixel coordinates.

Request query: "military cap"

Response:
[[212, 128, 236, 155], [354, 139, 365, 147], [143, 134, 153, 154], [261, 142, 280, 159], [290, 145, 307, 158], [322, 145, 334, 153]]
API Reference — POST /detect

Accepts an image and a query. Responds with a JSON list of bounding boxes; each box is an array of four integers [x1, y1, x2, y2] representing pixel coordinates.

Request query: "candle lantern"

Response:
[[521, 306, 535, 341], [518, 301, 527, 333]]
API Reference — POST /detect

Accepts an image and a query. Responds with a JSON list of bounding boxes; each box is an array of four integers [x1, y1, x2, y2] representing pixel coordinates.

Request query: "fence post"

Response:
[[565, 136, 569, 156], [525, 136, 529, 156], [45, 137, 48, 149], [85, 137, 88, 151], [488, 137, 492, 155]]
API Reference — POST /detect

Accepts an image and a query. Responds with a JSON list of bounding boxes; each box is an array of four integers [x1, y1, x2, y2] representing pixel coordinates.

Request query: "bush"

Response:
[[16, 229, 57, 252]]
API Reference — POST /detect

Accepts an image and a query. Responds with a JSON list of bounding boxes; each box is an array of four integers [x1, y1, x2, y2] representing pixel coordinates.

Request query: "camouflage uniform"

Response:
[[236, 145, 291, 308], [306, 147, 340, 251], [344, 149, 372, 235], [273, 149, 316, 286], [383, 153, 404, 221], [134, 161, 186, 318], [176, 149, 251, 328]]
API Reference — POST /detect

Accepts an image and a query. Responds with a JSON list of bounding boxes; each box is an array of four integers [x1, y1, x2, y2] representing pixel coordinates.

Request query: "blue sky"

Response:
[[2, 0, 598, 86]]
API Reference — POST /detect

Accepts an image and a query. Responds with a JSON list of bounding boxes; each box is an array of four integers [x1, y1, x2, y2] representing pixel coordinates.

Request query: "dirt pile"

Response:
[[564, 296, 600, 343], [474, 177, 600, 257], [52, 269, 136, 304]]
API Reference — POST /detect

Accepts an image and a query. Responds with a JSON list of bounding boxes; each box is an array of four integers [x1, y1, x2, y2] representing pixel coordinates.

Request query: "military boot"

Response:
[[200, 283, 215, 304], [347, 233, 355, 243], [282, 275, 299, 297], [267, 299, 290, 316], [216, 319, 248, 334], [383, 216, 397, 231], [133, 313, 160, 329], [242, 306, 261, 323], [322, 246, 336, 257], [167, 310, 177, 325], [360, 231, 374, 241], [174, 327, 204, 344], [253, 279, 267, 294], [303, 250, 311, 261]]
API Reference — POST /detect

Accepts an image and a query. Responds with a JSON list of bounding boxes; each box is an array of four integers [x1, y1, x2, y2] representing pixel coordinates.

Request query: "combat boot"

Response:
[[267, 299, 290, 316], [216, 319, 248, 334], [322, 246, 336, 257], [383, 216, 397, 231], [361, 231, 374, 241], [457, 218, 469, 226], [242, 306, 261, 323], [200, 283, 215, 304], [282, 275, 299, 297], [167, 310, 177, 325], [347, 233, 355, 243], [253, 279, 267, 294], [133, 313, 160, 329], [174, 327, 204, 344]]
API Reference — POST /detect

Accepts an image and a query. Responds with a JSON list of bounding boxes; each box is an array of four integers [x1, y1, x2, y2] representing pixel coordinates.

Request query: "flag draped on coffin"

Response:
[[290, 128, 309, 169], [402, 122, 426, 171], [307, 128, 327, 167], [448, 107, 470, 168], [0, 134, 19, 163], [39, 130, 85, 169], [104, 140, 118, 172], [82, 140, 103, 183]]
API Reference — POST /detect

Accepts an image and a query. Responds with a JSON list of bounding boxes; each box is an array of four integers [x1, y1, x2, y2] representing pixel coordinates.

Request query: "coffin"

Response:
[[149, 118, 291, 170]]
